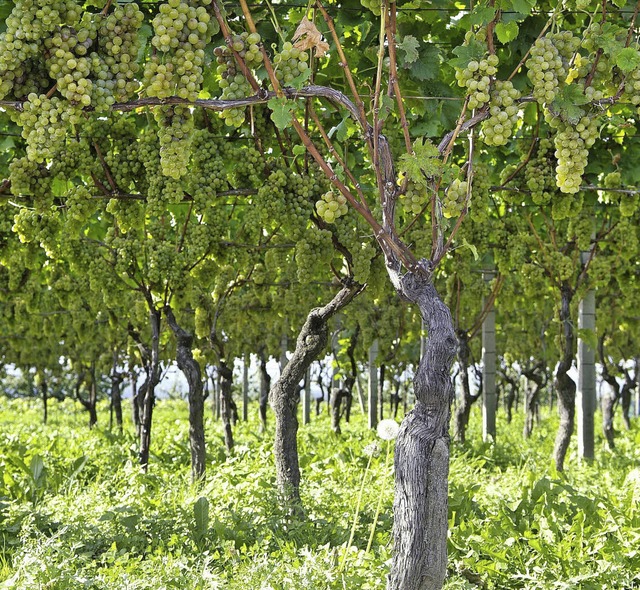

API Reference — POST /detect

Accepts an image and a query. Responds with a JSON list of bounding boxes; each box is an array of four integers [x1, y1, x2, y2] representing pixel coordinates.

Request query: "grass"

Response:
[[0, 395, 638, 589]]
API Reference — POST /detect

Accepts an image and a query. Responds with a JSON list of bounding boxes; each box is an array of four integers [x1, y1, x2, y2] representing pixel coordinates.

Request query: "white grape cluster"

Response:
[[91, 4, 145, 109], [526, 37, 565, 104], [294, 228, 333, 283], [153, 105, 193, 180], [273, 41, 309, 85], [144, 0, 213, 100], [315, 190, 348, 223], [524, 139, 555, 205], [214, 32, 262, 127], [455, 54, 499, 110], [9, 156, 52, 198], [0, 0, 80, 99], [481, 80, 521, 146], [398, 173, 427, 215], [554, 117, 598, 194], [360, 0, 382, 15], [44, 24, 95, 106], [442, 178, 468, 219], [18, 93, 81, 163]]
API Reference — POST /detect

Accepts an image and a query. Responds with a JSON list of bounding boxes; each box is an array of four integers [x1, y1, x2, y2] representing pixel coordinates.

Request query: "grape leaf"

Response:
[[449, 39, 486, 69], [409, 45, 440, 81], [398, 35, 420, 64], [398, 138, 442, 181], [549, 84, 588, 124], [495, 22, 519, 44], [615, 47, 640, 73], [268, 98, 293, 130], [508, 0, 535, 15]]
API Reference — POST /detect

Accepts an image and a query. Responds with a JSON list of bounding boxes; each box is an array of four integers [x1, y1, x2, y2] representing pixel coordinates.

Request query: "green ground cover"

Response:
[[0, 397, 638, 589]]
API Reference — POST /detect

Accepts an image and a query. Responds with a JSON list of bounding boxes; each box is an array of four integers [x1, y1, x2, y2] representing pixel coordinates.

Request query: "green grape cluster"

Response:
[[294, 227, 333, 283], [526, 37, 565, 104], [567, 216, 595, 251], [188, 129, 231, 208], [138, 130, 184, 209], [213, 38, 256, 127], [284, 173, 319, 238], [105, 198, 144, 233], [398, 173, 427, 215], [333, 218, 376, 284], [153, 105, 193, 179], [603, 171, 621, 189], [44, 24, 95, 106], [315, 190, 348, 223], [481, 80, 521, 146], [623, 67, 640, 109], [18, 93, 81, 163], [554, 117, 598, 194], [360, 0, 381, 16], [273, 41, 309, 85], [469, 163, 491, 222], [9, 156, 52, 199], [0, 0, 79, 99], [619, 192, 639, 217], [91, 3, 145, 109], [257, 168, 288, 224], [524, 138, 555, 205], [547, 31, 580, 64], [442, 178, 468, 219], [64, 184, 95, 232], [144, 0, 213, 100], [51, 137, 95, 182], [455, 54, 498, 110]]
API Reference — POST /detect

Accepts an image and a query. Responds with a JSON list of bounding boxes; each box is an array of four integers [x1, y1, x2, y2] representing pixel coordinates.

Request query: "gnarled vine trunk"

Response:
[[553, 283, 576, 472], [129, 307, 162, 470], [258, 348, 270, 431], [110, 353, 124, 434], [523, 362, 546, 439], [165, 305, 206, 480], [218, 360, 235, 452], [270, 283, 361, 506], [388, 268, 457, 590], [453, 329, 475, 443]]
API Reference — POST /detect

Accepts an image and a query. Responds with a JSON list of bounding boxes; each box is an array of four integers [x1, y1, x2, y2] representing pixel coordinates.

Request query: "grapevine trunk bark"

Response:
[[523, 363, 546, 439], [553, 283, 576, 472], [388, 267, 457, 590], [270, 283, 361, 506], [165, 306, 206, 480], [218, 361, 235, 452], [110, 369, 124, 434], [453, 330, 474, 443], [258, 348, 270, 431]]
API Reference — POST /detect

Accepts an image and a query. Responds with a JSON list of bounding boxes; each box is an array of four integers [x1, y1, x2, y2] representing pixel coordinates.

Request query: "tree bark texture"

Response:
[[553, 284, 576, 473], [270, 283, 361, 506], [130, 308, 162, 470], [500, 368, 518, 424], [218, 361, 235, 452], [165, 306, 206, 480], [75, 367, 98, 429], [258, 348, 270, 431], [598, 336, 619, 450], [523, 362, 546, 439], [453, 330, 475, 443], [110, 366, 124, 434], [40, 379, 48, 425], [388, 268, 457, 590]]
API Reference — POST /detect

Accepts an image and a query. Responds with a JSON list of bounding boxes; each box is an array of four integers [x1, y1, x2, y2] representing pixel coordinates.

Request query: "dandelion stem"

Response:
[[338, 452, 373, 573], [366, 439, 391, 554]]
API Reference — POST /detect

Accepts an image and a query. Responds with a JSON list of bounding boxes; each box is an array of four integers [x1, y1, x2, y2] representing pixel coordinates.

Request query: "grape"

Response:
[[315, 190, 348, 223], [214, 32, 263, 127], [360, 0, 382, 16], [17, 93, 82, 163], [273, 41, 309, 86], [442, 178, 468, 218], [481, 80, 521, 146], [526, 37, 565, 104], [455, 53, 499, 110], [398, 173, 428, 215], [144, 0, 214, 101], [524, 138, 555, 205], [295, 227, 333, 283], [554, 117, 598, 194]]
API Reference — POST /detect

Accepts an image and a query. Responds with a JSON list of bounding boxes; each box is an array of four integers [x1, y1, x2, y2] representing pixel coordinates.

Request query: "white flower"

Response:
[[376, 419, 400, 441], [363, 442, 380, 457]]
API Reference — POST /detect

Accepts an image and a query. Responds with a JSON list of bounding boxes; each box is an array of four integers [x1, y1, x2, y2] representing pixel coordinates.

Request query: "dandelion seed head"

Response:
[[377, 419, 400, 441], [363, 442, 380, 457]]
